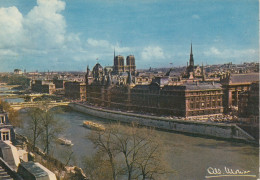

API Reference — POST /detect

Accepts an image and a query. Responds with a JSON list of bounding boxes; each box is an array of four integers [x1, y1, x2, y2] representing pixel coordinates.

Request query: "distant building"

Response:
[[238, 81, 259, 125], [220, 73, 259, 112], [31, 80, 56, 94], [86, 75, 223, 117], [14, 69, 23, 75], [112, 49, 136, 75], [64, 82, 86, 101], [183, 44, 202, 79], [126, 55, 136, 74], [53, 79, 65, 89], [131, 81, 223, 117], [113, 55, 125, 74], [85, 48, 226, 117]]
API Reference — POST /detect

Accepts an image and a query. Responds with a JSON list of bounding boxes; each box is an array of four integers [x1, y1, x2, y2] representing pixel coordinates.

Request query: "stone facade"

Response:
[[86, 80, 223, 117], [31, 80, 56, 94], [64, 82, 86, 101], [220, 73, 259, 112], [238, 81, 259, 125], [0, 110, 15, 143]]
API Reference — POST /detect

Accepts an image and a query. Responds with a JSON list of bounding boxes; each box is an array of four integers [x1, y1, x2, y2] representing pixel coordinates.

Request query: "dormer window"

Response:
[[2, 132, 9, 141], [1, 129, 10, 141]]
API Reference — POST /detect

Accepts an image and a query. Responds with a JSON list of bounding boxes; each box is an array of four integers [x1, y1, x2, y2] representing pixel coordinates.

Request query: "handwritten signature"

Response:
[[205, 167, 257, 178]]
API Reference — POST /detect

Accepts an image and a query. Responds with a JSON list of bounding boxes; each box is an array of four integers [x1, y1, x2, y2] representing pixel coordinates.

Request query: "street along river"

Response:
[[18, 110, 259, 180]]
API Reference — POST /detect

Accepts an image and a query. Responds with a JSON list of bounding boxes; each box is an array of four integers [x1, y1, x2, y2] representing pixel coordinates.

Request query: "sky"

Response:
[[0, 0, 258, 72]]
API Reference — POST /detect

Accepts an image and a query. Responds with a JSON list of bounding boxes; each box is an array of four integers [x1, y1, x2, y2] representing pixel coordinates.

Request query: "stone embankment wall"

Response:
[[69, 103, 255, 142]]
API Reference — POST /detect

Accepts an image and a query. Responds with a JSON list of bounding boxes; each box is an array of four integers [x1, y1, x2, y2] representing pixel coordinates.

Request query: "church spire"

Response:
[[114, 47, 115, 60], [190, 43, 193, 55], [189, 43, 194, 67]]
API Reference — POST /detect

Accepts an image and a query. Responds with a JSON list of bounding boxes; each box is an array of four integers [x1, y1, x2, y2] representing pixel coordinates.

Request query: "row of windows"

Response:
[[187, 90, 222, 96], [189, 102, 222, 109], [190, 96, 222, 101]]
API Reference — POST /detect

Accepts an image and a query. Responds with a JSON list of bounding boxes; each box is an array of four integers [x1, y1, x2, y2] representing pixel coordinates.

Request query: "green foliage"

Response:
[[0, 75, 30, 87]]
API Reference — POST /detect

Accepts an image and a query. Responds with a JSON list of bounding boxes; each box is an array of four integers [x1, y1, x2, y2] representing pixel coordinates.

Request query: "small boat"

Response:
[[57, 137, 73, 146], [83, 121, 105, 131]]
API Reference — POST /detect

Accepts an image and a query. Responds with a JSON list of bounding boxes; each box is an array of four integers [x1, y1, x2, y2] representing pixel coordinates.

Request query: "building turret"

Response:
[[113, 55, 125, 74], [106, 73, 112, 86], [126, 55, 136, 75], [165, 68, 173, 76], [201, 63, 206, 81], [92, 63, 103, 83], [102, 75, 106, 85], [127, 71, 133, 85], [85, 65, 90, 85]]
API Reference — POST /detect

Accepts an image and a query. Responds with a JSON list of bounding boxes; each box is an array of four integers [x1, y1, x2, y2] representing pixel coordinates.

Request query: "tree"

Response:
[[26, 101, 64, 155], [85, 123, 171, 180], [38, 101, 64, 155], [83, 152, 113, 180], [58, 146, 75, 167], [27, 107, 44, 150], [88, 125, 119, 180]]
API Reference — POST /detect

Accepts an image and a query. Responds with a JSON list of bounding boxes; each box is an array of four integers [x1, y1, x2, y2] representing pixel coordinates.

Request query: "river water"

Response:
[[18, 110, 259, 180]]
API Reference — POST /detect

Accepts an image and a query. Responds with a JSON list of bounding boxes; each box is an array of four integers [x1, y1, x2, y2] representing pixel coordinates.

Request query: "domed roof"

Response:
[[93, 63, 103, 72]]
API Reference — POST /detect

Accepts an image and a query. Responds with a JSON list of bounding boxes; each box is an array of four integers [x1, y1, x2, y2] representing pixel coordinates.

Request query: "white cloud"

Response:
[[141, 46, 165, 60], [86, 38, 132, 63], [204, 47, 221, 56], [87, 38, 131, 53], [87, 38, 110, 48], [24, 0, 66, 49], [0, 6, 24, 48], [0, 0, 78, 53], [192, 14, 200, 19], [0, 49, 18, 56], [203, 46, 258, 59], [114, 44, 131, 54], [0, 0, 88, 71]]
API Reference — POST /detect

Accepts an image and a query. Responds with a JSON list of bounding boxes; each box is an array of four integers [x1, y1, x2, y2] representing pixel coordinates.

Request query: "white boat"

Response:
[[83, 121, 105, 131], [57, 137, 73, 146]]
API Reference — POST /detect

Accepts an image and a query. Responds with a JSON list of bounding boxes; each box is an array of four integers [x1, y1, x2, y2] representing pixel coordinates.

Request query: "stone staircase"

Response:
[[0, 166, 13, 180]]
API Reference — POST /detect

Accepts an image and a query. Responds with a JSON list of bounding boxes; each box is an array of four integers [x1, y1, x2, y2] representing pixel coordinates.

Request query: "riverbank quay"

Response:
[[15, 133, 87, 180], [69, 103, 257, 144]]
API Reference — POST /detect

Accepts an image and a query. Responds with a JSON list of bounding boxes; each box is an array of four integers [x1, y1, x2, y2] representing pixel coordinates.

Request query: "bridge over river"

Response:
[[10, 101, 70, 110]]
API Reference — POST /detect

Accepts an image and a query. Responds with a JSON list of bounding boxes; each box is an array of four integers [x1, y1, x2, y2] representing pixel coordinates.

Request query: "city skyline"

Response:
[[0, 0, 258, 72]]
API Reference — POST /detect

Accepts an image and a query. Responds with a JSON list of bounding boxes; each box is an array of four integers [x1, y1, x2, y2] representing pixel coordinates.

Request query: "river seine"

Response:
[[18, 110, 259, 180]]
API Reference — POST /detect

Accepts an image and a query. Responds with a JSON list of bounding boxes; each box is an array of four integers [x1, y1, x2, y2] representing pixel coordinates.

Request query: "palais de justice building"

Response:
[[85, 45, 224, 117]]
